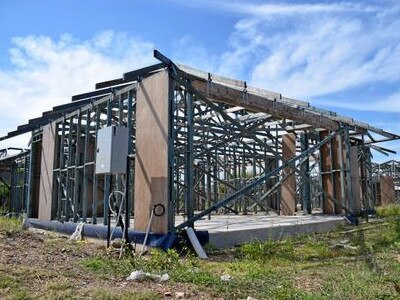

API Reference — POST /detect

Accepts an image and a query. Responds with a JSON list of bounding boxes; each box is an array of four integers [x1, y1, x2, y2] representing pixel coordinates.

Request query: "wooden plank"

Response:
[[281, 133, 296, 215], [191, 79, 339, 131], [38, 122, 57, 220], [134, 70, 169, 234], [320, 130, 335, 214], [380, 175, 396, 205]]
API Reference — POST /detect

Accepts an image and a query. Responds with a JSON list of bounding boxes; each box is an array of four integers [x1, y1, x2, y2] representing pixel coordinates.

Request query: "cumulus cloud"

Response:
[[0, 31, 155, 142]]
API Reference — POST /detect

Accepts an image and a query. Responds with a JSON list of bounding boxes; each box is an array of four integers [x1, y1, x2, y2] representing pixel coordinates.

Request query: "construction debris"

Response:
[[126, 270, 170, 282]]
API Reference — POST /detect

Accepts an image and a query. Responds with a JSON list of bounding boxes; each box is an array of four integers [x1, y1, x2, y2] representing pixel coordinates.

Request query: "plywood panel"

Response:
[[134, 70, 169, 234], [320, 130, 335, 214], [281, 133, 296, 215], [380, 175, 396, 205], [38, 122, 56, 220]]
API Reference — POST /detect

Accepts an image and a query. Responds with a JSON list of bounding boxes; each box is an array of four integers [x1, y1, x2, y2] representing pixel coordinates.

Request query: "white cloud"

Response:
[[219, 1, 377, 16], [199, 1, 400, 107], [0, 31, 155, 144], [173, 0, 378, 16]]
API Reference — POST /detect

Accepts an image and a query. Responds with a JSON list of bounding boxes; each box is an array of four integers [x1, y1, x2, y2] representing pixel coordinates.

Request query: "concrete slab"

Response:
[[89, 213, 345, 249]]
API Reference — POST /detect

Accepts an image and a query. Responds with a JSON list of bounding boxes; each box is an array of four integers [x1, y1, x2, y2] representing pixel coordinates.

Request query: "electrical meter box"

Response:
[[95, 125, 129, 174]]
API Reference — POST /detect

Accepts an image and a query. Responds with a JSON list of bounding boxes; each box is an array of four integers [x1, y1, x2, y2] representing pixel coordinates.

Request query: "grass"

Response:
[[376, 203, 400, 217], [91, 289, 159, 300], [81, 214, 400, 299], [0, 215, 22, 235], [1, 211, 400, 299]]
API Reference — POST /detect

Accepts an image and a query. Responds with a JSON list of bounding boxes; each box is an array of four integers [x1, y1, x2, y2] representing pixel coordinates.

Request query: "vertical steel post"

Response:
[[344, 126, 353, 212], [337, 131, 346, 213], [300, 133, 311, 214], [82, 109, 90, 222], [185, 88, 195, 227], [167, 77, 176, 230], [103, 99, 112, 225], [92, 106, 100, 224], [73, 112, 82, 222], [26, 144, 34, 218], [206, 153, 212, 220], [57, 120, 66, 220], [126, 90, 134, 228], [65, 117, 74, 220]]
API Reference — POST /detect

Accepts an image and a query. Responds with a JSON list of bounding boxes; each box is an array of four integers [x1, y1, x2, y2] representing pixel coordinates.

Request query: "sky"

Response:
[[0, 0, 399, 162]]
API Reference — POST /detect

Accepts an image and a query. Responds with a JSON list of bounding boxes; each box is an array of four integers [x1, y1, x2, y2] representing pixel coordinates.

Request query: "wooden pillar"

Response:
[[134, 70, 169, 234], [380, 175, 396, 206], [350, 146, 361, 212], [281, 133, 296, 215], [320, 130, 335, 214], [331, 136, 343, 214], [38, 122, 57, 220]]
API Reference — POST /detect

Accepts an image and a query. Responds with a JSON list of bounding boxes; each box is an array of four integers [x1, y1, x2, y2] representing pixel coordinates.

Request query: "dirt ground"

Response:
[[0, 229, 213, 300]]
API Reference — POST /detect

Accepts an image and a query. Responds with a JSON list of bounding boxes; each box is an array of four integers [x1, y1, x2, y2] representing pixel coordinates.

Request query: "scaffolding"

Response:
[[1, 51, 399, 234]]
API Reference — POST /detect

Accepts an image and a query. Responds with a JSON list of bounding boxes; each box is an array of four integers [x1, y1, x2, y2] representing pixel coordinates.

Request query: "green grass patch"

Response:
[[0, 216, 22, 235], [376, 204, 400, 217], [0, 272, 31, 300], [81, 219, 400, 299], [0, 273, 20, 289]]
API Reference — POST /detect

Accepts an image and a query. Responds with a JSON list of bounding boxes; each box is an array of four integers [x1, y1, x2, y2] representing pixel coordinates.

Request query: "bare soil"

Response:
[[0, 229, 212, 299]]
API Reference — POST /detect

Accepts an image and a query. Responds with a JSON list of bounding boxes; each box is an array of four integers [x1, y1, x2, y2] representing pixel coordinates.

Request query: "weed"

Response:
[[0, 273, 19, 289], [0, 216, 22, 235], [297, 241, 334, 261], [236, 239, 295, 261], [6, 289, 31, 300], [146, 249, 181, 272], [376, 204, 400, 217]]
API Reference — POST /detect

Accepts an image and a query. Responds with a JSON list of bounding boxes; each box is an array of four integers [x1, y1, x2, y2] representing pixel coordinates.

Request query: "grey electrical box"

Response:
[[95, 125, 129, 174]]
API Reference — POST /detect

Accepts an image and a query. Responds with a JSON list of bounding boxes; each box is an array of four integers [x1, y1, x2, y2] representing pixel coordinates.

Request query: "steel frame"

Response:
[[1, 51, 399, 233]]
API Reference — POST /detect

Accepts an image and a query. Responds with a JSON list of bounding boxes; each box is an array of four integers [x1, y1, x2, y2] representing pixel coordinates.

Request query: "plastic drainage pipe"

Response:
[[186, 227, 208, 259], [22, 218, 178, 250]]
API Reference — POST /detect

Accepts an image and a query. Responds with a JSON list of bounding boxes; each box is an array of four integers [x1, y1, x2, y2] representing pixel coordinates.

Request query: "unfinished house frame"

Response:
[[1, 51, 399, 245]]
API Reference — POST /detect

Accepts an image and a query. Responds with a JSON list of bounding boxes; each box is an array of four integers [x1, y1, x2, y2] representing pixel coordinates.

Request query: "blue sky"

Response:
[[0, 0, 399, 162]]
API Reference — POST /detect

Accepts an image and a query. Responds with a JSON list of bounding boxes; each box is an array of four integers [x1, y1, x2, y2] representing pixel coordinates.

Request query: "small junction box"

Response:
[[95, 125, 129, 174]]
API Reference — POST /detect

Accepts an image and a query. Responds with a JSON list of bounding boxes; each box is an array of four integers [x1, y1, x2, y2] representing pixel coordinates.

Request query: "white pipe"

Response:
[[186, 227, 208, 259]]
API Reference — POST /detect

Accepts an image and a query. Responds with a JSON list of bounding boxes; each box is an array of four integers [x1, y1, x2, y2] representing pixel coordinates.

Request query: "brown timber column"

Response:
[[281, 133, 296, 215], [134, 70, 169, 234], [331, 136, 343, 214], [320, 130, 335, 214], [38, 122, 57, 220], [380, 175, 396, 205], [350, 146, 361, 212]]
